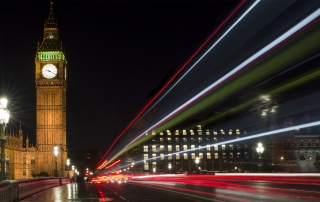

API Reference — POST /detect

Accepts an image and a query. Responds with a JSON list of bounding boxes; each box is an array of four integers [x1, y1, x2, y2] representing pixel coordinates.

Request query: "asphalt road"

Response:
[[21, 178, 320, 202]]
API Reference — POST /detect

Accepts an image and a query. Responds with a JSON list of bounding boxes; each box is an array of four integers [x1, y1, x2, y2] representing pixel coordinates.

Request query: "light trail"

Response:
[[104, 12, 320, 169], [126, 8, 320, 150], [117, 119, 320, 170], [135, 0, 261, 123], [97, 0, 249, 167]]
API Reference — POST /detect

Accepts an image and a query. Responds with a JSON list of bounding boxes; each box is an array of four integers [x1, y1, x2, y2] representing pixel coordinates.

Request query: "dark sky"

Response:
[[0, 0, 240, 154]]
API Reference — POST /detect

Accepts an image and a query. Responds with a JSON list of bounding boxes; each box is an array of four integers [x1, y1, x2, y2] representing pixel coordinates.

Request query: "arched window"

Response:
[[308, 139, 312, 147], [315, 140, 319, 147], [300, 140, 304, 147]]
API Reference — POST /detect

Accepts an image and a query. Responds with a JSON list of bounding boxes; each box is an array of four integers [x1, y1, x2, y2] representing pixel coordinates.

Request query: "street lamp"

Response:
[[195, 157, 200, 173], [256, 143, 264, 172], [280, 156, 284, 172], [168, 163, 172, 173], [54, 146, 59, 177], [67, 159, 70, 178], [0, 97, 10, 181]]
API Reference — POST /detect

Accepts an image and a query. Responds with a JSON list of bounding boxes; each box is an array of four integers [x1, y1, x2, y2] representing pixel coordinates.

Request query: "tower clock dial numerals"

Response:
[[42, 64, 57, 79]]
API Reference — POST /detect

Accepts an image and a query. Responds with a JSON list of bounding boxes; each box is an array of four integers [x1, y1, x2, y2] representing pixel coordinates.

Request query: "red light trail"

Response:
[[97, 0, 247, 168]]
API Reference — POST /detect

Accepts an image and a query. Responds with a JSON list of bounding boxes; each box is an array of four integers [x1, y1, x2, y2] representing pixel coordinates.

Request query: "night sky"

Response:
[[0, 0, 240, 154]]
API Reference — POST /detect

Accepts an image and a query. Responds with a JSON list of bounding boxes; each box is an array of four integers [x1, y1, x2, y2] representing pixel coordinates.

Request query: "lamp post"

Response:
[[168, 163, 172, 173], [309, 157, 312, 172], [256, 143, 264, 172], [0, 97, 10, 181], [54, 146, 59, 177], [195, 157, 200, 173], [280, 156, 284, 172], [67, 159, 70, 178]]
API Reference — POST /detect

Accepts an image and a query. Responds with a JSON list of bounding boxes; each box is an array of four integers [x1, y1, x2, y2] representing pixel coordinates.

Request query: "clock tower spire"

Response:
[[35, 1, 67, 177]]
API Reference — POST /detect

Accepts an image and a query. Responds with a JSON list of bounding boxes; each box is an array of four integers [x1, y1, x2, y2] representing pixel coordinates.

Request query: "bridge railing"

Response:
[[0, 177, 71, 202]]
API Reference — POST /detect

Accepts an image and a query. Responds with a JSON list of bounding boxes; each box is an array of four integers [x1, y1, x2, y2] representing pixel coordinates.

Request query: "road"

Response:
[[22, 178, 320, 202]]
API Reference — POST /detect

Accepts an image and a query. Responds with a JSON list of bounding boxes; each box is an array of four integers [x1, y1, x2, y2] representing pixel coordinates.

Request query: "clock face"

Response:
[[42, 64, 57, 79]]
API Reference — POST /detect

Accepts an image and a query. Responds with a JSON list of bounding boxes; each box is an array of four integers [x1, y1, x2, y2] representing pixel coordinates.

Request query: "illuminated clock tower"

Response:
[[35, 1, 67, 177]]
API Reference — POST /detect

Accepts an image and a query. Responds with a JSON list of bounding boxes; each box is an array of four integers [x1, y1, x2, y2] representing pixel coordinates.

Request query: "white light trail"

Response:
[[137, 0, 261, 124], [121, 120, 320, 168], [126, 8, 320, 149]]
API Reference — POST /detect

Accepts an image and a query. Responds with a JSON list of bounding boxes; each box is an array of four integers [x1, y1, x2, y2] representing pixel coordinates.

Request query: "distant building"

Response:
[[120, 124, 255, 174], [274, 105, 320, 172]]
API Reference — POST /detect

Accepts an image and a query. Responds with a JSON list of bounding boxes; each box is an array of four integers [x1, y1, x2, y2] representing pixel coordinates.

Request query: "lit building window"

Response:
[[206, 145, 211, 151], [160, 145, 165, 151], [167, 130, 171, 136], [144, 163, 149, 170], [191, 145, 195, 151], [152, 145, 156, 152], [176, 145, 180, 151], [213, 130, 217, 135], [175, 130, 179, 135], [152, 153, 156, 160], [206, 129, 210, 135], [199, 153, 203, 159], [152, 162, 156, 169], [168, 145, 172, 152], [221, 129, 225, 135], [198, 138, 203, 143], [214, 153, 218, 159], [206, 138, 211, 144], [190, 130, 194, 135], [222, 145, 226, 151], [222, 153, 226, 159], [191, 138, 195, 143], [191, 153, 195, 159], [160, 153, 164, 160], [214, 137, 217, 142], [152, 130, 156, 136], [175, 138, 179, 143], [236, 129, 240, 135], [207, 153, 211, 159], [183, 145, 188, 151], [183, 153, 188, 160], [143, 146, 148, 152], [168, 154, 172, 160], [183, 138, 187, 143], [229, 144, 233, 151], [176, 154, 180, 160], [183, 130, 187, 135], [198, 130, 202, 135], [214, 146, 218, 151], [237, 152, 241, 158], [230, 153, 234, 159], [144, 154, 148, 160], [199, 146, 203, 151], [160, 138, 164, 143], [229, 130, 232, 135], [237, 145, 241, 150], [197, 125, 202, 130], [160, 132, 163, 136], [167, 138, 172, 143]]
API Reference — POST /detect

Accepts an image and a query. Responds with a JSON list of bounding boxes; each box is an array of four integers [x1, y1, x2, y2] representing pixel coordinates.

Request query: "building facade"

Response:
[[122, 125, 255, 174]]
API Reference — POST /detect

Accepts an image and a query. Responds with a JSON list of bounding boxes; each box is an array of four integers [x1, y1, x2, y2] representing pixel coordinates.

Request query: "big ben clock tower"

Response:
[[35, 1, 67, 177]]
